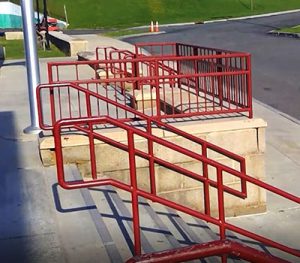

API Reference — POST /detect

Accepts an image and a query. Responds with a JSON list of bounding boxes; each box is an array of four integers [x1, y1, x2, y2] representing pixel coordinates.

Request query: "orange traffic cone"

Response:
[[154, 21, 159, 32], [149, 21, 154, 32]]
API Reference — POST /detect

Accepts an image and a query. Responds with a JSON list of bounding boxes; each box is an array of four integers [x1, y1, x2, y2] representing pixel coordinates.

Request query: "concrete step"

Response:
[[50, 165, 249, 262], [62, 166, 245, 263], [44, 165, 117, 263]]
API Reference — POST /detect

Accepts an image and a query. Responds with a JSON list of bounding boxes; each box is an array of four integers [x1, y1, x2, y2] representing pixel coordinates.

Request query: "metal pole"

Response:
[[64, 4, 69, 25], [43, 0, 50, 49], [21, 0, 41, 134], [36, 0, 40, 31], [250, 0, 254, 11]]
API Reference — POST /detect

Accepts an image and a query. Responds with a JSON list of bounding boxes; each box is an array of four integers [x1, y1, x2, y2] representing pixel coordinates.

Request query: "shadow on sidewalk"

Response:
[[0, 60, 25, 67], [0, 111, 63, 262], [0, 111, 28, 262]]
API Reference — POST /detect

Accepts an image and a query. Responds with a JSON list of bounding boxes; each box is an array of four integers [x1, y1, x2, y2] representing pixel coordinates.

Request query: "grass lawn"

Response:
[[34, 0, 300, 29], [0, 37, 65, 60], [278, 25, 300, 33]]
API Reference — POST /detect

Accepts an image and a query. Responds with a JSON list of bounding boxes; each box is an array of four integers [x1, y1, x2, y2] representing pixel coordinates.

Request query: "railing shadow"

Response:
[[51, 180, 275, 262], [52, 182, 215, 257]]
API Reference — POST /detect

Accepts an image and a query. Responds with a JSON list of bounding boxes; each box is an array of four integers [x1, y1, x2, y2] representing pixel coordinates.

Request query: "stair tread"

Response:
[[57, 165, 248, 262]]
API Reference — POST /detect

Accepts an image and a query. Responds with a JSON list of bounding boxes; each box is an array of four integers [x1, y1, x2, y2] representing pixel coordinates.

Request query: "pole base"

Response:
[[23, 125, 42, 135]]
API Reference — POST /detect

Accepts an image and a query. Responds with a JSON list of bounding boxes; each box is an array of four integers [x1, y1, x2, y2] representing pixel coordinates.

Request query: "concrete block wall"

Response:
[[49, 31, 88, 56], [40, 117, 267, 217]]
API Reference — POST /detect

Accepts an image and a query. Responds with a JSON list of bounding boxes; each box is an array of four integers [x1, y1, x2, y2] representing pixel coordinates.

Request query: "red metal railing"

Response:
[[53, 116, 300, 263], [46, 49, 252, 122], [37, 82, 300, 263], [135, 42, 178, 57], [136, 42, 252, 116], [135, 42, 242, 57], [95, 46, 118, 60], [37, 82, 247, 204]]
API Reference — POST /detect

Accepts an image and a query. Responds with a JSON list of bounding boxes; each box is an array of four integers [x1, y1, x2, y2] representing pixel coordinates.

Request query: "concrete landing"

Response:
[[76, 34, 136, 60]]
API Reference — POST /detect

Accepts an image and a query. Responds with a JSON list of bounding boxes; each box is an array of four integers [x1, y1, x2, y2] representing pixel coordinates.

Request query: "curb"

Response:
[[0, 45, 5, 60], [0, 45, 5, 71], [130, 9, 300, 30], [268, 30, 300, 39], [253, 99, 300, 125], [206, 8, 300, 23], [118, 31, 165, 40]]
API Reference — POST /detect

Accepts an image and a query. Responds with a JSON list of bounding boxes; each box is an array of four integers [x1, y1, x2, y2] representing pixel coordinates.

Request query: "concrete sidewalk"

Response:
[[0, 35, 299, 262]]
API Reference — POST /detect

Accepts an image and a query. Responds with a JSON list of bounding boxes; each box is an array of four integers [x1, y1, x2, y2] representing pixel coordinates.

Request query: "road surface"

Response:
[[125, 12, 300, 120]]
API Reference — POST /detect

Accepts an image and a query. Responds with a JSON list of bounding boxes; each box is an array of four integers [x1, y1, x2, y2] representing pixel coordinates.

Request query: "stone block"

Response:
[[208, 181, 266, 217], [77, 161, 92, 178], [128, 87, 157, 110], [136, 167, 152, 192], [63, 145, 91, 163], [40, 149, 56, 166], [158, 188, 204, 212], [79, 162, 152, 192], [245, 154, 265, 180], [163, 118, 266, 136], [49, 31, 87, 56], [181, 162, 204, 189], [5, 31, 23, 40], [153, 136, 203, 164], [155, 165, 183, 192], [69, 39, 88, 56], [258, 127, 266, 153], [206, 129, 258, 158], [103, 169, 130, 185], [159, 180, 266, 217]]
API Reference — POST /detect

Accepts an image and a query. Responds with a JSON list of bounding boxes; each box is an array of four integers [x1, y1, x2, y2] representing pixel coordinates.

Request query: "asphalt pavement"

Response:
[[125, 11, 300, 120]]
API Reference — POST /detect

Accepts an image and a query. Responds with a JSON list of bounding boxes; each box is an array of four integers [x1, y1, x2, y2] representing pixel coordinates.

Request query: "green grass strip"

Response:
[[35, 0, 300, 29], [0, 37, 65, 60]]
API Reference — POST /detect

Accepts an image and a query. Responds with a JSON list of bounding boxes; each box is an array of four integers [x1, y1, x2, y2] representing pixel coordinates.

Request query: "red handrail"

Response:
[[37, 82, 300, 262], [53, 115, 300, 262]]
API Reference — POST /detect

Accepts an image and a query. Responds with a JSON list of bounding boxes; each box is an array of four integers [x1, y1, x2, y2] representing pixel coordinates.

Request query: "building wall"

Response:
[[0, 2, 22, 28]]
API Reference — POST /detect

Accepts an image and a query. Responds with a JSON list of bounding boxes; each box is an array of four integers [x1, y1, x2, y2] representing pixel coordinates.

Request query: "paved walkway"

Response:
[[0, 35, 299, 262]]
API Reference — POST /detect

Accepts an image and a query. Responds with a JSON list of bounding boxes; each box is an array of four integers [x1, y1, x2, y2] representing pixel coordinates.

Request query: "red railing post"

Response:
[[147, 120, 156, 195], [127, 130, 142, 256], [175, 43, 182, 90], [47, 63, 54, 83], [193, 47, 200, 95], [217, 167, 228, 263], [132, 54, 139, 90], [154, 60, 161, 118], [246, 54, 253, 118], [216, 51, 224, 106], [202, 144, 211, 216], [88, 122, 97, 180], [217, 168, 226, 240], [49, 86, 56, 127]]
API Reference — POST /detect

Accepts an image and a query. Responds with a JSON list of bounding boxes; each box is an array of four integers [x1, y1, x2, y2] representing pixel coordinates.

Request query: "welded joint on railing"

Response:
[[126, 239, 292, 263]]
